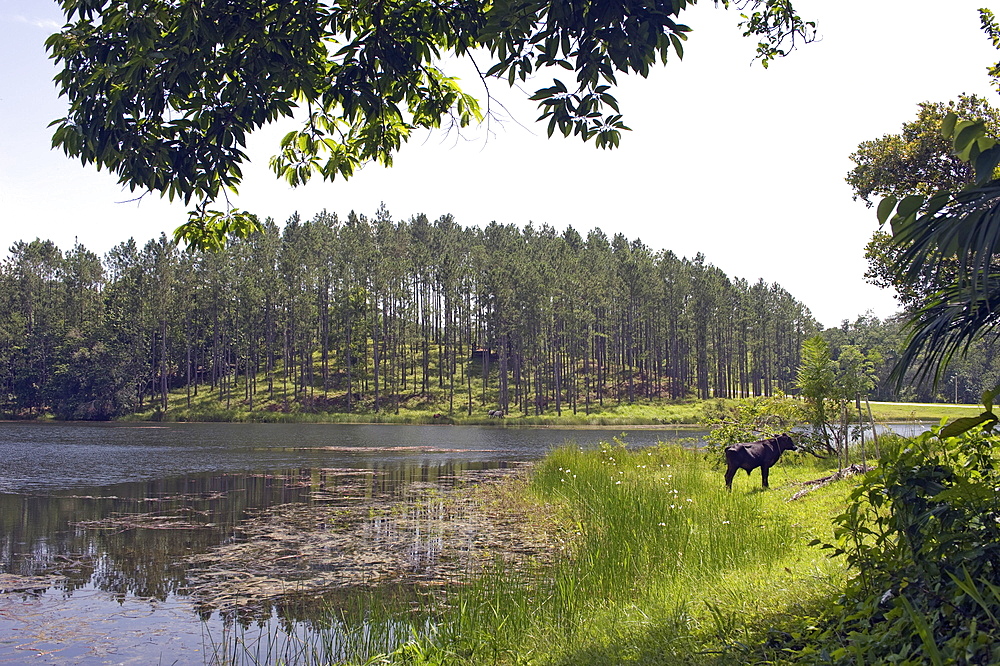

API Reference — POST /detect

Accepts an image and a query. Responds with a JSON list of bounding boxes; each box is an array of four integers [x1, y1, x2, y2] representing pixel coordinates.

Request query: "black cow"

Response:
[[724, 433, 797, 490]]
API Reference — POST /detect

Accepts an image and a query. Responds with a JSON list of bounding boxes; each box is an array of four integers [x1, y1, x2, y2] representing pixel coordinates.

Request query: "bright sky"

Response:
[[1, 0, 998, 328]]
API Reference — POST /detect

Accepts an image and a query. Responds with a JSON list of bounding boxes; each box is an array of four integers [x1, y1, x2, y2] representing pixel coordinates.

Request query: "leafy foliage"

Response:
[[794, 335, 877, 457], [869, 11, 1000, 386], [938, 383, 1000, 438], [847, 94, 1000, 307], [46, 0, 815, 246], [880, 104, 1000, 385], [702, 394, 803, 455], [796, 335, 836, 448], [779, 429, 1000, 664], [847, 96, 998, 207], [818, 312, 1000, 404]]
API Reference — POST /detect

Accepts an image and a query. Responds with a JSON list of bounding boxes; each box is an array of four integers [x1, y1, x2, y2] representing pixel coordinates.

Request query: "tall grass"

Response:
[[212, 443, 848, 665], [411, 443, 804, 663], [204, 592, 429, 665]]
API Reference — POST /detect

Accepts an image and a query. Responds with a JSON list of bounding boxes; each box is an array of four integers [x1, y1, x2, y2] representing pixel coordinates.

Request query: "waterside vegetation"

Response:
[[205, 423, 1000, 665], [211, 440, 852, 665]]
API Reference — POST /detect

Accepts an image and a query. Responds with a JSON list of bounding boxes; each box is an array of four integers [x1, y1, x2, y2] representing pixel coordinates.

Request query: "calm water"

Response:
[[0, 422, 699, 493], [0, 422, 694, 665]]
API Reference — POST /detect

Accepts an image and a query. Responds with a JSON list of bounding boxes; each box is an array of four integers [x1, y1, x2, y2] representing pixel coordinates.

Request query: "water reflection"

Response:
[[0, 421, 693, 492], [0, 421, 928, 664], [0, 461, 509, 602]]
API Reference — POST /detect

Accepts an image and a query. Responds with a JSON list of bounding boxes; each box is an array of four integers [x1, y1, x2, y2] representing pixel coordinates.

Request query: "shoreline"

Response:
[[0, 399, 980, 427]]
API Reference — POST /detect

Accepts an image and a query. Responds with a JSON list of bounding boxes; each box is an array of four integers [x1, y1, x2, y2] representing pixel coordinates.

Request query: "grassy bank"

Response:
[[125, 391, 710, 426], [116, 356, 975, 427], [408, 444, 850, 665], [126, 389, 979, 427], [866, 400, 982, 422], [212, 442, 857, 665]]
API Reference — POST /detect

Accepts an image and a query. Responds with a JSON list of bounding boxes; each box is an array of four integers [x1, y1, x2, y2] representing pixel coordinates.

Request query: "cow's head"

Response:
[[776, 432, 797, 452]]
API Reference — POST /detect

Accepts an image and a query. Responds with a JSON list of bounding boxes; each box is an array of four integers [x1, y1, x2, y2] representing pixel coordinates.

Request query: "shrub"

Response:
[[702, 394, 804, 456], [782, 430, 1000, 664]]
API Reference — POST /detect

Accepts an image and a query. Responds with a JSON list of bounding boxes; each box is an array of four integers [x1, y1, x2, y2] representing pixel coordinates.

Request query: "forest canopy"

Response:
[[0, 212, 817, 419], [46, 0, 814, 248]]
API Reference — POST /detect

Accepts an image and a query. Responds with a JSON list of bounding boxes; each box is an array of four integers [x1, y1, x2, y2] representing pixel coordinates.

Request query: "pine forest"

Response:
[[0, 210, 819, 420]]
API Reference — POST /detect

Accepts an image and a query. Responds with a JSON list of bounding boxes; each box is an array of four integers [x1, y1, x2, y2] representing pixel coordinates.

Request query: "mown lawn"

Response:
[[866, 400, 982, 422]]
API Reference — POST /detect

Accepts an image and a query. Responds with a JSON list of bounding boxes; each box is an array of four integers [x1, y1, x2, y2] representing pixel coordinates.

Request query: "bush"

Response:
[[702, 394, 805, 456], [780, 430, 1000, 664]]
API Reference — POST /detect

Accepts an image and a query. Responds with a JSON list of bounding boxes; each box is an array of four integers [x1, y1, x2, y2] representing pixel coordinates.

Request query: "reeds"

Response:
[[211, 442, 845, 665], [419, 443, 797, 661]]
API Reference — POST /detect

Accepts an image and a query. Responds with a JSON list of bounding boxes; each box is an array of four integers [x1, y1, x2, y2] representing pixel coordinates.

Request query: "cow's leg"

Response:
[[761, 465, 770, 489], [725, 464, 737, 490]]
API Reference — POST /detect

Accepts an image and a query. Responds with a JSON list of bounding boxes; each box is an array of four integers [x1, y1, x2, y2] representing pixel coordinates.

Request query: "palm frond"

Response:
[[892, 273, 1000, 388], [894, 182, 1000, 293], [888, 180, 1000, 385]]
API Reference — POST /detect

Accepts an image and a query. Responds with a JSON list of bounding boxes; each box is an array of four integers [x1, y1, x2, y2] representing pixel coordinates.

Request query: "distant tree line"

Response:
[[820, 313, 1000, 405], [0, 210, 819, 419]]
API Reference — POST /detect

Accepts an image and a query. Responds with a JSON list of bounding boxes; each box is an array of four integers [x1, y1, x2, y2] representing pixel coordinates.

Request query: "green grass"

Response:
[[111, 346, 985, 427], [216, 442, 856, 665], [866, 400, 982, 422], [128, 381, 710, 426], [130, 385, 977, 428], [407, 444, 850, 665], [435, 445, 852, 664]]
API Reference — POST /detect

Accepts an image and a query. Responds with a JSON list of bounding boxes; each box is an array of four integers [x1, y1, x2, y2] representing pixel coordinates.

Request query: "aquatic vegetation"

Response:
[[219, 442, 848, 665], [179, 467, 562, 622]]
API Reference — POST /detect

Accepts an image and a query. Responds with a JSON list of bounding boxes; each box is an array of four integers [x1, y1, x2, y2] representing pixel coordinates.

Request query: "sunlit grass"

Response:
[[132, 368, 976, 427], [219, 442, 855, 665], [415, 443, 849, 665], [867, 400, 981, 422], [130, 378, 709, 425]]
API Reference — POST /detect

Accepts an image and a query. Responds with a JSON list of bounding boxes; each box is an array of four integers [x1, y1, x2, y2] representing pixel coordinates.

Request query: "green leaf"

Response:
[[955, 120, 987, 158], [975, 144, 1000, 184], [939, 412, 999, 438], [896, 194, 925, 219], [876, 196, 898, 226], [924, 190, 952, 216], [670, 34, 684, 59], [941, 111, 959, 139], [899, 596, 943, 666]]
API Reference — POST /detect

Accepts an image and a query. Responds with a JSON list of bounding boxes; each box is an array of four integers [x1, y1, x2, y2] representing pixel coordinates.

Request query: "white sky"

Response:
[[1, 0, 998, 328]]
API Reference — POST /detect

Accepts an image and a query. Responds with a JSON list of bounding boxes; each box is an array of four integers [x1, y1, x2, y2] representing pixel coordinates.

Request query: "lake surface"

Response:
[[0, 422, 701, 493], [0, 421, 933, 664], [0, 422, 696, 665]]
